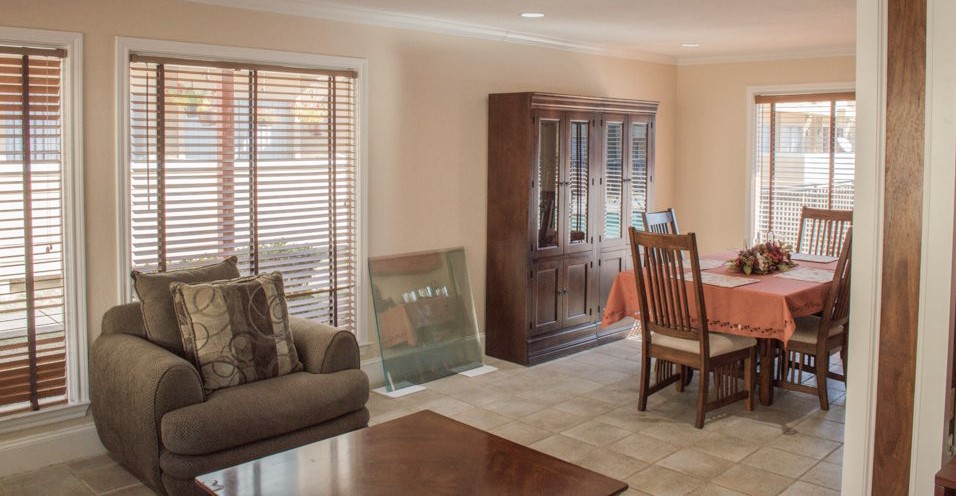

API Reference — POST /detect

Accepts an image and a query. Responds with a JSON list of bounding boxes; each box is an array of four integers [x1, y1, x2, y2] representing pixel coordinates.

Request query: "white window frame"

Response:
[[0, 27, 87, 434], [115, 38, 370, 345], [745, 82, 856, 244]]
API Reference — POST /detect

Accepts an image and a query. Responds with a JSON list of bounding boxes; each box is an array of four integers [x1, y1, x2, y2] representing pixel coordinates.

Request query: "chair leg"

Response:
[[695, 368, 709, 429], [745, 349, 755, 412], [816, 353, 830, 411], [638, 355, 651, 411], [840, 334, 848, 379], [676, 365, 687, 393]]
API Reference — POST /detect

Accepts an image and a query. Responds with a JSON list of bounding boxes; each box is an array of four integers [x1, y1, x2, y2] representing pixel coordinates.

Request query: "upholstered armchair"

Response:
[[90, 302, 370, 496]]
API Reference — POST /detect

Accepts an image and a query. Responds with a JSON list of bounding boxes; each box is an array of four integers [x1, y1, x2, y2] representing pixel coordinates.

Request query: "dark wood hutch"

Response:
[[486, 92, 658, 365]]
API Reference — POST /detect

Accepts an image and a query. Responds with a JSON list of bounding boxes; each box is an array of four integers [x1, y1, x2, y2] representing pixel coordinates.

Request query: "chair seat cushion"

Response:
[[161, 369, 369, 456], [652, 332, 755, 357], [789, 316, 844, 345]]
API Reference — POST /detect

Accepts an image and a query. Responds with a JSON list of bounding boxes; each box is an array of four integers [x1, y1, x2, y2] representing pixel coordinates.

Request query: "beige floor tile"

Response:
[[522, 407, 588, 432], [778, 481, 839, 496], [578, 448, 649, 480], [626, 465, 705, 496], [688, 484, 748, 496], [609, 433, 679, 464], [572, 350, 623, 367], [563, 420, 633, 446], [553, 396, 619, 417], [575, 367, 634, 385], [692, 432, 761, 463], [100, 485, 158, 495], [711, 464, 794, 496], [448, 407, 511, 430], [716, 418, 784, 443], [481, 397, 549, 418], [800, 461, 841, 490], [621, 489, 654, 496], [368, 407, 414, 425], [741, 447, 819, 478], [657, 448, 734, 480], [584, 385, 642, 405], [528, 434, 596, 463], [813, 405, 846, 424], [770, 433, 840, 460], [415, 396, 474, 416], [70, 459, 142, 494], [794, 417, 845, 442], [823, 446, 843, 465], [640, 421, 719, 447], [1, 465, 93, 495], [488, 420, 552, 446], [596, 407, 670, 432]]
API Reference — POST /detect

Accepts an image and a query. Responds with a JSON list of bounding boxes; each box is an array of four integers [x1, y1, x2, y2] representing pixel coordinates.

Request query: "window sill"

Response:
[[0, 402, 90, 436]]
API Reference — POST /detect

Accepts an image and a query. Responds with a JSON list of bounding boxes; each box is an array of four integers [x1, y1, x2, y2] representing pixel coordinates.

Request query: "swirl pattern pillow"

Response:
[[171, 272, 302, 393]]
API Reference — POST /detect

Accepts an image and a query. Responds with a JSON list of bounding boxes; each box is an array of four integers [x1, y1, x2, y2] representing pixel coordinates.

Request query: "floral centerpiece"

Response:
[[729, 239, 796, 275]]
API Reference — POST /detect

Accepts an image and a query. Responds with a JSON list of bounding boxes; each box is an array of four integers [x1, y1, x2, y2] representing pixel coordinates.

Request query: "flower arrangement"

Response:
[[729, 239, 796, 275]]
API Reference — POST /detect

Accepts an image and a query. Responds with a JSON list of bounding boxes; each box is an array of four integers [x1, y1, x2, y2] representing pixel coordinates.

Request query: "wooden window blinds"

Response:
[[128, 55, 358, 331], [0, 46, 69, 416], [753, 92, 855, 246]]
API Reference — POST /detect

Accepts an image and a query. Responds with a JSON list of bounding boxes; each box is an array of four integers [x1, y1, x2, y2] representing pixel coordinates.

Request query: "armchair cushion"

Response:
[[161, 369, 369, 456], [171, 272, 302, 393], [132, 256, 240, 356]]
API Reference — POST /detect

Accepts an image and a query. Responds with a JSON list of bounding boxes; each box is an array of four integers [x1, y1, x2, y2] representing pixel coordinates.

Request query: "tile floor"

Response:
[[0, 336, 845, 495]]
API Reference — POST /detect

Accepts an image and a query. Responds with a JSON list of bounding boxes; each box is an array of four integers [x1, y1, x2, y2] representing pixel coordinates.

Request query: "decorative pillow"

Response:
[[131, 256, 241, 356], [170, 271, 303, 393]]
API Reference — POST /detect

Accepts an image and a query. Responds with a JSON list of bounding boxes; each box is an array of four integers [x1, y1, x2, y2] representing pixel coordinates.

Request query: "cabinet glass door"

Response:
[[604, 120, 625, 240], [568, 118, 590, 247], [536, 117, 560, 251], [630, 121, 650, 230]]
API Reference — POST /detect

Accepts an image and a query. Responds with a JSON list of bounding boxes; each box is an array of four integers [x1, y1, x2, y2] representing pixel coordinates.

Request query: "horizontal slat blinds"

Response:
[[753, 93, 855, 247], [0, 49, 68, 416], [630, 121, 649, 230], [129, 55, 357, 331]]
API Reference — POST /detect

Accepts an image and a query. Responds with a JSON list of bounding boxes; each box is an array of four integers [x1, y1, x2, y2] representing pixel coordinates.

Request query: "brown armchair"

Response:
[[90, 302, 370, 495]]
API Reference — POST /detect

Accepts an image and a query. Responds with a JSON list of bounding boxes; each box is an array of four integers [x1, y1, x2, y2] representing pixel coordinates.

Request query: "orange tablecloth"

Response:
[[601, 251, 837, 344]]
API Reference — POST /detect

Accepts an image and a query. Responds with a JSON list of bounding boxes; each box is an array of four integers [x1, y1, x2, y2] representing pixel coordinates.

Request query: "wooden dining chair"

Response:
[[796, 207, 852, 257], [628, 227, 756, 428], [777, 227, 852, 410], [641, 208, 679, 234]]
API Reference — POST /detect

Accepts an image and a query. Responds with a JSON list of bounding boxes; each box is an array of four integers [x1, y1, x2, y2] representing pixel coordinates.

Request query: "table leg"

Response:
[[759, 339, 775, 406]]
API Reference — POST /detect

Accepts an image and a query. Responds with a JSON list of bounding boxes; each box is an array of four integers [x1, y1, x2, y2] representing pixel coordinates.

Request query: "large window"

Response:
[[752, 92, 856, 245], [126, 52, 359, 333], [0, 36, 84, 420]]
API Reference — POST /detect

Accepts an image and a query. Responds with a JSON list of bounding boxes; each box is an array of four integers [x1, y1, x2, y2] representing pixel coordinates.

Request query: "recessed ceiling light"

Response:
[[520, 12, 545, 18], [682, 43, 701, 48]]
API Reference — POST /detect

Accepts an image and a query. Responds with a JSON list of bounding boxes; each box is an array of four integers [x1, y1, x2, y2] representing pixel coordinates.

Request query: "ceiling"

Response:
[[191, 0, 856, 64]]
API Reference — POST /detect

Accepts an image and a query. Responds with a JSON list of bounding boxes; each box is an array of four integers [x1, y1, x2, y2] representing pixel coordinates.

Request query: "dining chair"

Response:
[[796, 207, 852, 257], [777, 227, 852, 410], [628, 227, 756, 428], [641, 208, 679, 234]]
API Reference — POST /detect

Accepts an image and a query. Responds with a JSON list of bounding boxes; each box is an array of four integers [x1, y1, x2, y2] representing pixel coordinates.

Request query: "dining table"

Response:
[[601, 250, 839, 406]]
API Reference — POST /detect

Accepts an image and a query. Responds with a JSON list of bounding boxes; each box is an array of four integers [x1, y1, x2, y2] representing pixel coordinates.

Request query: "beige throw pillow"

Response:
[[171, 271, 302, 393], [131, 257, 241, 356]]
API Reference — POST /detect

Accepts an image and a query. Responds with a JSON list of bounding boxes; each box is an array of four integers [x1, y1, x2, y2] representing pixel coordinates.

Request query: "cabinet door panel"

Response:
[[599, 249, 628, 316], [565, 115, 594, 254], [533, 111, 563, 257], [629, 119, 651, 231], [602, 118, 628, 249], [531, 259, 563, 336], [563, 255, 593, 328]]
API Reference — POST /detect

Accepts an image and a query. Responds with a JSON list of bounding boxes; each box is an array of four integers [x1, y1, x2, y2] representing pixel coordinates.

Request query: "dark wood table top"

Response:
[[195, 410, 628, 495]]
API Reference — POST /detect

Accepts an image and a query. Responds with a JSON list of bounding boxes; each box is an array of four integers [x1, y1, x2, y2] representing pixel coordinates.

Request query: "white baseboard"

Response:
[[0, 420, 105, 478], [362, 356, 385, 388]]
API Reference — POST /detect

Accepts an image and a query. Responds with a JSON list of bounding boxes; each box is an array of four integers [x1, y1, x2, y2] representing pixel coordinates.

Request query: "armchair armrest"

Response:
[[90, 333, 203, 490], [290, 316, 361, 374]]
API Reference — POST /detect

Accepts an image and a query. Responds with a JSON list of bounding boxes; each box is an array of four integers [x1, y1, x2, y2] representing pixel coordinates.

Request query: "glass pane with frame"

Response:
[[536, 119, 560, 250], [604, 121, 624, 239], [569, 119, 589, 244], [630, 122, 649, 230]]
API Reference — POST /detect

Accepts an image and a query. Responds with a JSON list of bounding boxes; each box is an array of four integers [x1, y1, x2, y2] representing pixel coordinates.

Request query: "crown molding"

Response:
[[676, 45, 856, 66], [187, 0, 854, 67]]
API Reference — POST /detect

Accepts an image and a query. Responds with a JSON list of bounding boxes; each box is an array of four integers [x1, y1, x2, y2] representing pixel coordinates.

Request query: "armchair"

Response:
[[91, 302, 370, 495]]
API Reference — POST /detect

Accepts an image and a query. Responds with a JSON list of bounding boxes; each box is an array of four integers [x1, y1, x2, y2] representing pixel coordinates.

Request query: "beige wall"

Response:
[[674, 57, 855, 254], [3, 0, 678, 357]]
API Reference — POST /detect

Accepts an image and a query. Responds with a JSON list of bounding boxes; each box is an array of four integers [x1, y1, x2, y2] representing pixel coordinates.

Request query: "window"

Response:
[[752, 92, 856, 246], [126, 52, 360, 333], [0, 36, 85, 420]]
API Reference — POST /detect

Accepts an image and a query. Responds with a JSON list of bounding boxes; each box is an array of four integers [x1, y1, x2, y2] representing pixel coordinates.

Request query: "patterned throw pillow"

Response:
[[171, 272, 303, 393]]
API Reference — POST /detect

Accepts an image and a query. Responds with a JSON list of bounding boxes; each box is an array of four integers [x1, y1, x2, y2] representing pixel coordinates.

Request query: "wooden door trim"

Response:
[[872, 0, 926, 493]]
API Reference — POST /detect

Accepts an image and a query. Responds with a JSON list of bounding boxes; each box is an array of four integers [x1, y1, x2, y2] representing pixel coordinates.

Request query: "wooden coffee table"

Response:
[[195, 410, 628, 495]]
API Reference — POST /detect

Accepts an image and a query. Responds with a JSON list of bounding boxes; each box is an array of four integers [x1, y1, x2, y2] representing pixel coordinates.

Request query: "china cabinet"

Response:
[[486, 93, 658, 365]]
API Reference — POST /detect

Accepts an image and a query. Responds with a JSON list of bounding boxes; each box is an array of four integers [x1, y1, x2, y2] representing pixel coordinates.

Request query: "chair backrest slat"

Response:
[[819, 227, 853, 340], [642, 208, 679, 235], [796, 207, 852, 257], [628, 227, 709, 356]]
